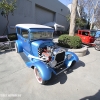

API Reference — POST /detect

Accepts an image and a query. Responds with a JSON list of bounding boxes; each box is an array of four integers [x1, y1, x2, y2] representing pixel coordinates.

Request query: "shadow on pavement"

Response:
[[80, 90, 100, 100], [86, 49, 90, 55], [67, 60, 85, 74], [0, 49, 15, 55], [46, 60, 85, 85], [46, 72, 67, 86]]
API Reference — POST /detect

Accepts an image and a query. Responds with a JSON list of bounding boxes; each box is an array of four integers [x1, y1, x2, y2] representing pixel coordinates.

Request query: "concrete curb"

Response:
[[60, 46, 88, 57], [68, 46, 88, 57]]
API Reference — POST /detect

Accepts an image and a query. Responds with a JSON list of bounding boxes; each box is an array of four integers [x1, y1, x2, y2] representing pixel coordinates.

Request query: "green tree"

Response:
[[67, 15, 87, 30], [0, 0, 16, 35], [75, 17, 87, 29]]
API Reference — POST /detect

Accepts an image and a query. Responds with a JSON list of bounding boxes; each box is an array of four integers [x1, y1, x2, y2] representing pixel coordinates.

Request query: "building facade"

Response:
[[0, 0, 70, 34]]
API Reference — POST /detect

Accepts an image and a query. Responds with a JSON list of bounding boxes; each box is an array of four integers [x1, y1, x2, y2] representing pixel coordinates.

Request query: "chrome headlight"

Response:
[[49, 60, 57, 68], [66, 54, 72, 60]]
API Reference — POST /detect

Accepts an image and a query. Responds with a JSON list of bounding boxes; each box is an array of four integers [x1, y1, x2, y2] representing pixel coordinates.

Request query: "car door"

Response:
[[89, 31, 96, 43], [89, 35, 95, 43], [81, 31, 90, 44], [21, 28, 31, 53]]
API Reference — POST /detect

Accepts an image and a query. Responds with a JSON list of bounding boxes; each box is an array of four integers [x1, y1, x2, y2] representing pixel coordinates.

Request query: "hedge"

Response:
[[58, 35, 82, 49]]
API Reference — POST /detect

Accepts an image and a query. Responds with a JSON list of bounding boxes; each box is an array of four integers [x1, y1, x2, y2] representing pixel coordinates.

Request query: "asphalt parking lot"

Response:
[[0, 47, 100, 100]]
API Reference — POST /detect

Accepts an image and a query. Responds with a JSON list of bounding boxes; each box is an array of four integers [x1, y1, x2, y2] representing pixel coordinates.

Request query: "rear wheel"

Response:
[[94, 45, 100, 51], [34, 67, 47, 85]]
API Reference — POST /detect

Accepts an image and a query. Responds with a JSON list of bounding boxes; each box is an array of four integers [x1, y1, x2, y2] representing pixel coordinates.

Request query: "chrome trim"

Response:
[[54, 61, 64, 68], [56, 67, 67, 75]]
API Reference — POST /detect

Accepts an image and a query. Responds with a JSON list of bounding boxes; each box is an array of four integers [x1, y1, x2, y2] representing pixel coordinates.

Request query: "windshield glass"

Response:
[[90, 31, 96, 37], [29, 29, 54, 40]]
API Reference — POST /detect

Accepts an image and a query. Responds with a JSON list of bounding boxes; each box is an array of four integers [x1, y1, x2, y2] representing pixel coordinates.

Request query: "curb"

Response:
[[61, 46, 88, 57], [68, 46, 88, 57]]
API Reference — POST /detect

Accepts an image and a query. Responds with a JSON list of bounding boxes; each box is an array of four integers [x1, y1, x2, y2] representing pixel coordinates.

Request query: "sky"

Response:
[[58, 0, 72, 6]]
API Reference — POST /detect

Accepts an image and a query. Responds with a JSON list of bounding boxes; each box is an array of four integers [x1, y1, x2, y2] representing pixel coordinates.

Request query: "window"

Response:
[[17, 27, 20, 34], [30, 31, 53, 40], [61, 9, 63, 11], [21, 29, 28, 38], [82, 32, 89, 36], [90, 31, 96, 36]]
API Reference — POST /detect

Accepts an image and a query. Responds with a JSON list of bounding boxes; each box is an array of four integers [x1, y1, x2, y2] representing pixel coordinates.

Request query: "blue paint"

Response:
[[95, 30, 100, 38]]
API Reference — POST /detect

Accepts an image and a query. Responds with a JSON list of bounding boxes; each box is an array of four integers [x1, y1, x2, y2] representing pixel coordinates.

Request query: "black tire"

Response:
[[94, 45, 100, 51], [70, 61, 76, 67], [34, 67, 47, 85]]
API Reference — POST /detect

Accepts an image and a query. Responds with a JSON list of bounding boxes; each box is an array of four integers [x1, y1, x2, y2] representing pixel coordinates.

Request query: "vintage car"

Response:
[[76, 29, 96, 45], [15, 24, 79, 85]]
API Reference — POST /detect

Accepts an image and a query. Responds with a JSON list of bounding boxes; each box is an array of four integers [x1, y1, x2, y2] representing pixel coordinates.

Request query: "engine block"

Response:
[[38, 46, 65, 68]]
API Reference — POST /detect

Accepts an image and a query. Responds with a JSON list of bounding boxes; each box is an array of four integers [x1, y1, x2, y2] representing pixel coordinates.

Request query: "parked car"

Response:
[[76, 29, 96, 45], [93, 38, 100, 51], [15, 24, 79, 85], [93, 30, 100, 51], [95, 30, 100, 38]]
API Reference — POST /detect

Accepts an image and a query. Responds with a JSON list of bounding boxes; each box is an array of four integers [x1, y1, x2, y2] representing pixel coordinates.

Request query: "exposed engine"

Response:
[[38, 45, 65, 68]]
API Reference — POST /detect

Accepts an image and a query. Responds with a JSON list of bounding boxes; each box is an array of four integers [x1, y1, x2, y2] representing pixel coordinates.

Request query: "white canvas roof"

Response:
[[16, 24, 53, 29], [44, 22, 65, 31]]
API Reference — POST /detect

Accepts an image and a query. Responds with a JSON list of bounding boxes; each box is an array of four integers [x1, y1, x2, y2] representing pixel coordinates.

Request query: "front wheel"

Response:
[[34, 67, 47, 85], [94, 45, 100, 51], [70, 61, 76, 67]]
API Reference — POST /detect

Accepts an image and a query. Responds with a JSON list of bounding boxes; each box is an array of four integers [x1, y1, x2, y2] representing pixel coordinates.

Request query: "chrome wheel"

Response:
[[34, 67, 47, 84], [95, 45, 100, 51], [34, 67, 43, 84]]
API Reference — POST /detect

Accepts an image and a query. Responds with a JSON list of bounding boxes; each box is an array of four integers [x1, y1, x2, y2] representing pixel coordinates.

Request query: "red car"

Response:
[[76, 30, 96, 45]]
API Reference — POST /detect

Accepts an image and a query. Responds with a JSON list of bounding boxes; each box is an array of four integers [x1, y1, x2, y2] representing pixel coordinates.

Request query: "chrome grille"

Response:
[[55, 52, 65, 63]]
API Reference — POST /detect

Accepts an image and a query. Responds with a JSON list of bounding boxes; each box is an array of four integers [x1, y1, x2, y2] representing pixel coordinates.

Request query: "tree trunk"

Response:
[[3, 14, 9, 35], [69, 0, 78, 36], [90, 0, 99, 30]]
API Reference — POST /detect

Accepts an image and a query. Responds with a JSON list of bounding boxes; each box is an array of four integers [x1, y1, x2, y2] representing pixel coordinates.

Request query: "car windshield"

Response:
[[29, 29, 54, 40], [90, 31, 96, 37]]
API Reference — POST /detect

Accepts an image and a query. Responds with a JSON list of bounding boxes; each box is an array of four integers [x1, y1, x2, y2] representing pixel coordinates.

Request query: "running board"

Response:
[[53, 66, 68, 75], [56, 67, 67, 75]]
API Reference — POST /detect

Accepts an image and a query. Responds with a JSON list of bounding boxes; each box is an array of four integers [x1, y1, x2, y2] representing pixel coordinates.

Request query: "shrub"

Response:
[[58, 35, 82, 49]]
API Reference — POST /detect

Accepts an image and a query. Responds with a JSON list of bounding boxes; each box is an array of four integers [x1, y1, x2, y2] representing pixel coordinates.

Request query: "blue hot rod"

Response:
[[15, 24, 79, 84]]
